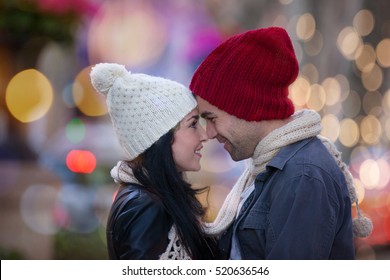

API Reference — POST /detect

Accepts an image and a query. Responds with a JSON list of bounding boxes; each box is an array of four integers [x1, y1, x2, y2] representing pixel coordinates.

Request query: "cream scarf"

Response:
[[110, 109, 372, 260]]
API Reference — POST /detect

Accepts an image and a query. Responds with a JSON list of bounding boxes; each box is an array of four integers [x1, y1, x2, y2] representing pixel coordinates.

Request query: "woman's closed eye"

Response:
[[189, 120, 198, 128]]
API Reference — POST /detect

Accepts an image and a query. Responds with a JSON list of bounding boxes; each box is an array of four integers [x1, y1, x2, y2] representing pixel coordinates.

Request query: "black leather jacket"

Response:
[[106, 183, 173, 259]]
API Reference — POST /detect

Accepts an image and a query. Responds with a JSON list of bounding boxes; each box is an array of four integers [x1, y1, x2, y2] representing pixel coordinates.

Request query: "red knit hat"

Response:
[[190, 27, 299, 121]]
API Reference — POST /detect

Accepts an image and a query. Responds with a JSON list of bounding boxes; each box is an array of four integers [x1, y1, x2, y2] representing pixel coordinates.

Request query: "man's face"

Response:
[[196, 96, 257, 161]]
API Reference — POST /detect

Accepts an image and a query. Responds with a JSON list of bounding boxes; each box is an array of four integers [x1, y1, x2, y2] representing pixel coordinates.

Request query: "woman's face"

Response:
[[171, 108, 208, 172]]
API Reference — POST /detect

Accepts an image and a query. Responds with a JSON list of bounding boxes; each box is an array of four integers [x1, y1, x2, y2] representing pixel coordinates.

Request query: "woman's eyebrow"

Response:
[[185, 115, 200, 122]]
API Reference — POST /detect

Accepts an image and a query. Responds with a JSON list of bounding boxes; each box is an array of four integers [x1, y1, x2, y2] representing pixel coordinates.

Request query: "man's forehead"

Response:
[[196, 96, 217, 111]]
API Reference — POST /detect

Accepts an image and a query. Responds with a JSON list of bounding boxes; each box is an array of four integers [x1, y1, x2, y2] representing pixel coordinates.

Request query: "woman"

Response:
[[90, 63, 218, 259]]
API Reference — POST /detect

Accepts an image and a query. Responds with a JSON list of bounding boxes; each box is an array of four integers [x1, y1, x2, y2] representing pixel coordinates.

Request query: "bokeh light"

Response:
[[360, 115, 382, 145], [359, 159, 380, 190], [5, 69, 53, 123], [339, 118, 360, 147], [337, 26, 362, 60], [87, 0, 167, 67], [66, 150, 97, 174], [355, 44, 376, 73], [361, 64, 383, 91], [377, 158, 390, 189], [72, 66, 108, 116], [322, 77, 341, 106], [20, 184, 60, 235], [307, 83, 326, 111], [66, 118, 86, 144], [376, 38, 390, 67], [353, 9, 375, 37], [353, 178, 366, 204], [289, 75, 311, 107], [321, 114, 340, 142], [296, 13, 316, 41]]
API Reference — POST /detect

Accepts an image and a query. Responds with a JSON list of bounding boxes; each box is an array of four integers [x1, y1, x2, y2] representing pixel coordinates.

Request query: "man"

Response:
[[190, 27, 372, 259]]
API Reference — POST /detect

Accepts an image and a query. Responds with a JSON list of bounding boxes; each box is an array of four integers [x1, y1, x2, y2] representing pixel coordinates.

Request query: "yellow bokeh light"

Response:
[[322, 77, 341, 106], [355, 44, 376, 73], [289, 75, 310, 107], [339, 118, 359, 147], [5, 69, 53, 123], [337, 27, 362, 60], [321, 114, 340, 142], [296, 13, 316, 41], [360, 115, 382, 145], [307, 83, 325, 111], [361, 64, 383, 91], [353, 9, 375, 36], [377, 158, 390, 189], [353, 178, 365, 204], [376, 38, 390, 68], [72, 66, 108, 117], [359, 159, 379, 189]]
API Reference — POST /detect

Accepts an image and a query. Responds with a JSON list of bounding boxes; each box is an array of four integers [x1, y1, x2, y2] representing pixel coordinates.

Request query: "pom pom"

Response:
[[352, 216, 373, 238], [90, 63, 128, 96]]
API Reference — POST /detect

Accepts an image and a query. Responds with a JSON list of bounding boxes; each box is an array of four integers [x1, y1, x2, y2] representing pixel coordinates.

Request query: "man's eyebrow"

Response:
[[185, 115, 199, 122], [200, 111, 215, 119]]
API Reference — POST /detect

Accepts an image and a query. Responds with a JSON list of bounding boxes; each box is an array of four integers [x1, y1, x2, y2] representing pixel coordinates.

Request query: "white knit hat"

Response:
[[90, 63, 197, 160]]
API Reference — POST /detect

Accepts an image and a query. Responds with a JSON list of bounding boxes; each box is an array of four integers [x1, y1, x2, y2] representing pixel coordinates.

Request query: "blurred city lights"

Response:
[[296, 13, 316, 41], [337, 27, 362, 60], [5, 69, 53, 123], [353, 9, 375, 37], [321, 114, 340, 142], [65, 118, 86, 144], [66, 150, 97, 174], [339, 118, 360, 147], [20, 184, 60, 235], [87, 0, 168, 67], [376, 39, 390, 67], [72, 67, 108, 116]]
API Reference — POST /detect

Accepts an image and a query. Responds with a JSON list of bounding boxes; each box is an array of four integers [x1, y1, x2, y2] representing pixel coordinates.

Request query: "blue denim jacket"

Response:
[[220, 137, 355, 259]]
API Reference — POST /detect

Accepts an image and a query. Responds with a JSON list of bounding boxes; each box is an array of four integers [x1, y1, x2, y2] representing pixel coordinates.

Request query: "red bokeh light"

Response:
[[66, 150, 96, 174]]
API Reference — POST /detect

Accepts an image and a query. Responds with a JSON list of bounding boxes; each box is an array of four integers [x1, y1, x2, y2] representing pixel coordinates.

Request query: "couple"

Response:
[[90, 27, 372, 260]]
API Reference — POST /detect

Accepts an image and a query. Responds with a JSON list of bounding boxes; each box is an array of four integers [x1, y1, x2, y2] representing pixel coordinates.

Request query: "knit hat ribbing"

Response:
[[190, 27, 298, 121], [90, 63, 197, 160]]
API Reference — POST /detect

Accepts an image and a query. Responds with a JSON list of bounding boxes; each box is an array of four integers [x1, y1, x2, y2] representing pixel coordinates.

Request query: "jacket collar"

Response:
[[255, 137, 315, 182]]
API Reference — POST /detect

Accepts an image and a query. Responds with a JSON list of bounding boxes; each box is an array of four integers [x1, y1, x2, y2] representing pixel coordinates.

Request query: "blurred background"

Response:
[[0, 0, 389, 260]]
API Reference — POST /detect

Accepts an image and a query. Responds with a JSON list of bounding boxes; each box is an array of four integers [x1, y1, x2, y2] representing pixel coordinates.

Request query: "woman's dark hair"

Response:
[[126, 129, 218, 259]]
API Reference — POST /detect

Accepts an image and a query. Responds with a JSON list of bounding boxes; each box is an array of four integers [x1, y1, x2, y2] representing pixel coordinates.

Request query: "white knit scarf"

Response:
[[110, 109, 372, 260]]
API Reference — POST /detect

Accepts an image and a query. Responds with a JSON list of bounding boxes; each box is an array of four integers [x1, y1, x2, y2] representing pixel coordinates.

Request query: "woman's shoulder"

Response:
[[114, 183, 167, 218]]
